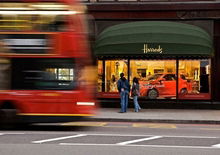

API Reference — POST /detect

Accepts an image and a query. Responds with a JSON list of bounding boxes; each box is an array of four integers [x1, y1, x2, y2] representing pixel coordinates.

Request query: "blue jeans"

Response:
[[133, 96, 141, 112], [120, 90, 129, 112]]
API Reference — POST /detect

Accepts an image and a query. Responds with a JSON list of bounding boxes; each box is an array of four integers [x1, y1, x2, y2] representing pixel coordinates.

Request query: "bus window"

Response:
[[0, 58, 11, 90], [11, 58, 76, 90], [48, 15, 67, 32], [0, 3, 70, 32], [31, 15, 68, 32]]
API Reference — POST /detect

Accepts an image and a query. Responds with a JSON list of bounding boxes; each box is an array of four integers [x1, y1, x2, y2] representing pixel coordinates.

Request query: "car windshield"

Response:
[[147, 74, 162, 81]]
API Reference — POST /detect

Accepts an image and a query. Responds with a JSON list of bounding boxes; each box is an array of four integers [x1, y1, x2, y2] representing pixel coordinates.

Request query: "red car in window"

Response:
[[139, 74, 192, 99]]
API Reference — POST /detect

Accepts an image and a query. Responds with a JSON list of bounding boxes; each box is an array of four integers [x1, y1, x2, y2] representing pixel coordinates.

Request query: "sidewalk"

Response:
[[86, 108, 220, 124]]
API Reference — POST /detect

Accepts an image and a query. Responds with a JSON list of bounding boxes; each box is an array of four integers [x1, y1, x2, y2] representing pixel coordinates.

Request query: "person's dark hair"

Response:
[[133, 77, 139, 84], [120, 73, 124, 78]]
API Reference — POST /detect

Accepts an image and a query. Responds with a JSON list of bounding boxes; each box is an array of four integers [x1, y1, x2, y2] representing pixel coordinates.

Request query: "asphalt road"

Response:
[[1, 122, 220, 155]]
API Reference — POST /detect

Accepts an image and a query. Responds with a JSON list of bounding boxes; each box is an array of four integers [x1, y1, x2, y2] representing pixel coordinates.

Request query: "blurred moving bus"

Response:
[[0, 0, 97, 126]]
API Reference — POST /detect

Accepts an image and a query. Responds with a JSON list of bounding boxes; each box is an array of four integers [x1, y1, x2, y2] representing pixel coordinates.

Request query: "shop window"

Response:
[[130, 60, 176, 99], [97, 60, 103, 92], [178, 60, 211, 99], [105, 60, 128, 92]]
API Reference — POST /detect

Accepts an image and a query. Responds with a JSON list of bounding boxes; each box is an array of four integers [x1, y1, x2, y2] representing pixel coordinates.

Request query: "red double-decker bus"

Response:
[[0, 0, 97, 126]]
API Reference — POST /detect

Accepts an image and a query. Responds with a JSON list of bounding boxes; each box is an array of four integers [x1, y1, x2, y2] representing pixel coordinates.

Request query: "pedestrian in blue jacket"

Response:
[[117, 73, 130, 113]]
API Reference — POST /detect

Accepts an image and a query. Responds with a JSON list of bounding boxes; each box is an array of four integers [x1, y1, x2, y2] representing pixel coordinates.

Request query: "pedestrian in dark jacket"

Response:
[[117, 73, 130, 113], [131, 77, 141, 112]]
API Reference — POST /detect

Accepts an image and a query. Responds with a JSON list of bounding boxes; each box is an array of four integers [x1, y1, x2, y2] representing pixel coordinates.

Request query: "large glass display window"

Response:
[[97, 60, 103, 92], [130, 60, 176, 99], [178, 59, 211, 99], [105, 60, 128, 92], [97, 58, 211, 100]]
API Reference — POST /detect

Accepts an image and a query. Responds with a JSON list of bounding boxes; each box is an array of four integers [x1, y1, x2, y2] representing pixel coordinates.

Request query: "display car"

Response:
[[139, 73, 192, 99]]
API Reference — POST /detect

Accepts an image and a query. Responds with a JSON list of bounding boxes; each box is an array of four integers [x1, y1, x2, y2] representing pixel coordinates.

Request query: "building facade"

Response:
[[85, 0, 220, 105]]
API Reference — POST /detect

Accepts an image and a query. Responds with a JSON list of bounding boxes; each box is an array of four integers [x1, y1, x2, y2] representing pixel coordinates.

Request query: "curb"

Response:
[[83, 118, 220, 125]]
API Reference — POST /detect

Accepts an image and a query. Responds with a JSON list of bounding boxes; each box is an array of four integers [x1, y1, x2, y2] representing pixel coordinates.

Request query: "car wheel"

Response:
[[147, 89, 158, 99], [180, 88, 188, 94]]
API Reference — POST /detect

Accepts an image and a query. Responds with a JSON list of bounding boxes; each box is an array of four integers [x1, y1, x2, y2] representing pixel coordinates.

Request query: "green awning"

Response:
[[94, 21, 213, 58]]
